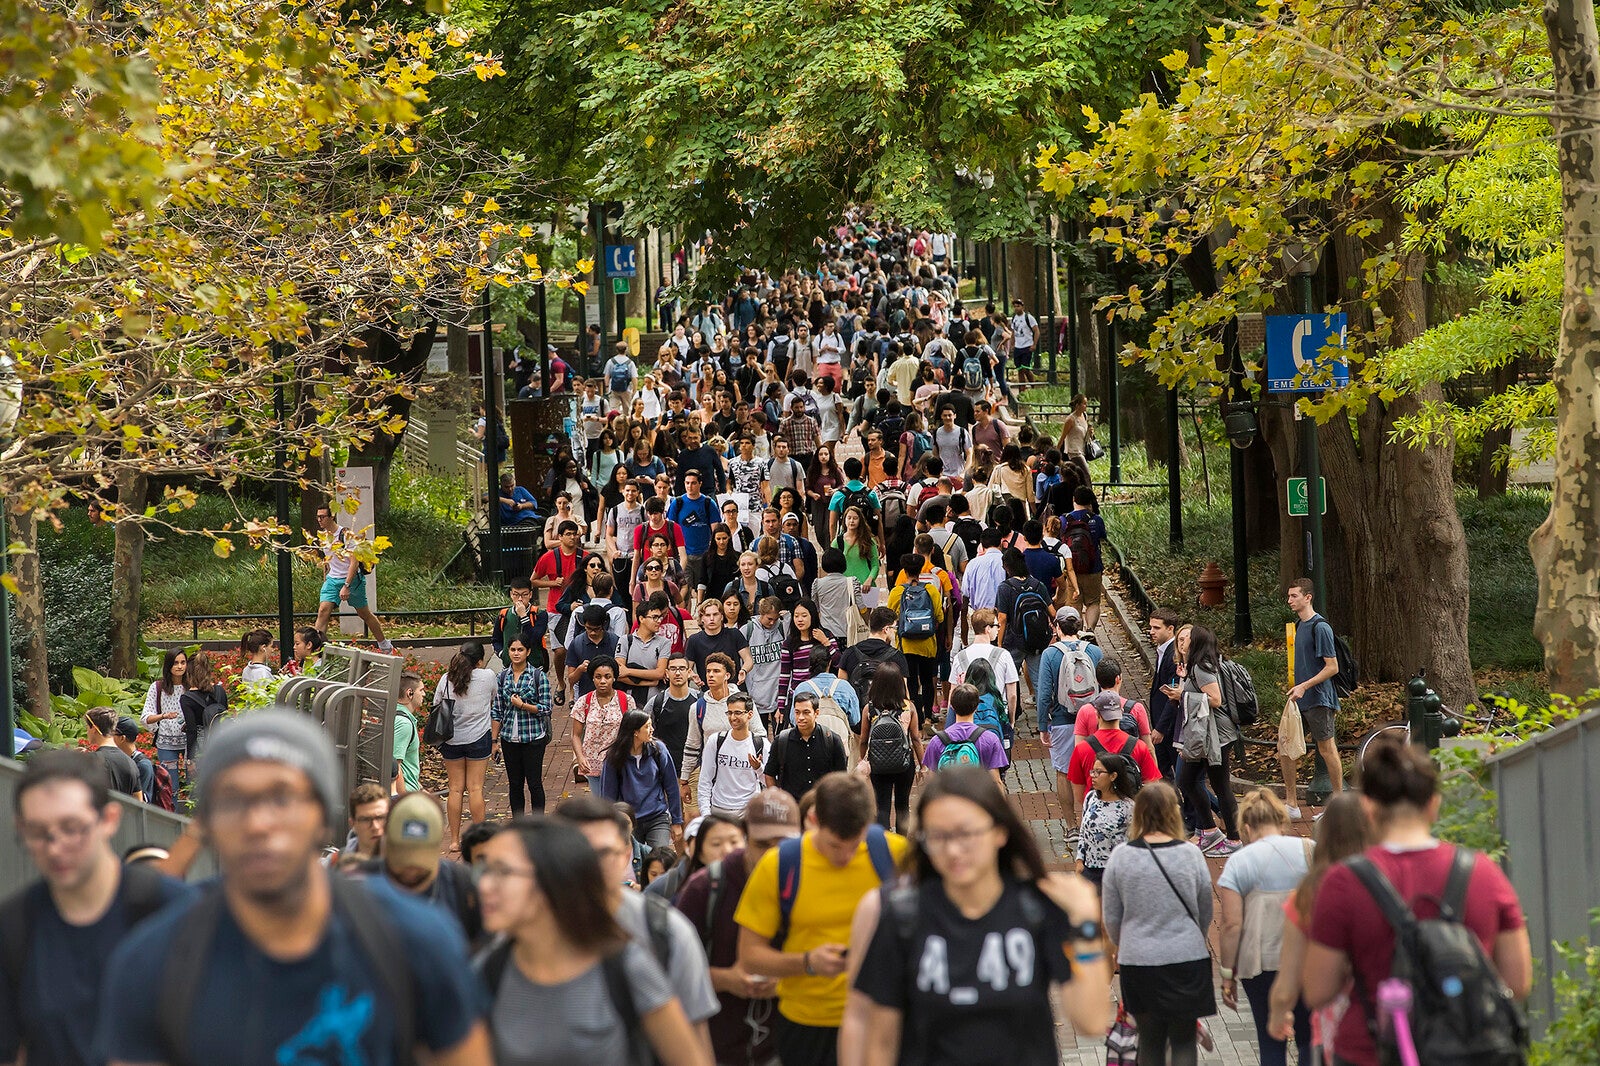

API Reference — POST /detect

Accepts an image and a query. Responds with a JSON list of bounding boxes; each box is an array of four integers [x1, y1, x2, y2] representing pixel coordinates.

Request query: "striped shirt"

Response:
[[492, 665, 552, 743], [775, 637, 841, 724]]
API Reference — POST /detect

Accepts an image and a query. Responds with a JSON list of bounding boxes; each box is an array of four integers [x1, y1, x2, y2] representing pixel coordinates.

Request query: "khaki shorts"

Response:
[[680, 766, 701, 818], [1077, 571, 1104, 607]]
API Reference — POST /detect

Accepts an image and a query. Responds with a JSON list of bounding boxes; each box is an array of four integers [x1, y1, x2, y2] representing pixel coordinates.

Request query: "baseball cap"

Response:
[[782, 512, 801, 525], [199, 708, 343, 823], [113, 717, 141, 742], [385, 793, 445, 868], [1055, 605, 1082, 626], [683, 816, 704, 843], [1091, 690, 1127, 722], [744, 788, 801, 838]]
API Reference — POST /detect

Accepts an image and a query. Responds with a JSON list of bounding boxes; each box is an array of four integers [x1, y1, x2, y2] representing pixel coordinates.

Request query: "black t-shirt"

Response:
[[648, 691, 697, 770], [94, 744, 140, 797], [994, 576, 1050, 652], [854, 879, 1075, 1066], [0, 874, 191, 1066], [685, 628, 749, 683], [933, 390, 975, 427]]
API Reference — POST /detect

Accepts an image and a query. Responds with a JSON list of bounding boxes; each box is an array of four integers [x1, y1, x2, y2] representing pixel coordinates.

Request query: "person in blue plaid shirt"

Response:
[[491, 634, 553, 815]]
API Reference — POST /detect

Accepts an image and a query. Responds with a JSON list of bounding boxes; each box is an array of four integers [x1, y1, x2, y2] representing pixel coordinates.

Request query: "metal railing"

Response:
[[181, 605, 504, 640], [401, 419, 486, 514]]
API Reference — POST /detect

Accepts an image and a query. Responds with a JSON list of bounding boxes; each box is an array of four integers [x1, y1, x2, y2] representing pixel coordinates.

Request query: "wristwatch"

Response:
[[1066, 918, 1102, 942]]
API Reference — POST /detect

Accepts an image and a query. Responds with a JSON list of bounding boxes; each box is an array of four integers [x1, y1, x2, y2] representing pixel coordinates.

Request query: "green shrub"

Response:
[[1531, 924, 1600, 1065]]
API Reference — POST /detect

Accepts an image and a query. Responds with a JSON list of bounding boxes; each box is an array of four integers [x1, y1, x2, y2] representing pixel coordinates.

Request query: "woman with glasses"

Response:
[[474, 817, 709, 1066], [492, 635, 553, 816], [842, 766, 1111, 1065], [1075, 747, 1138, 889], [631, 551, 684, 612]]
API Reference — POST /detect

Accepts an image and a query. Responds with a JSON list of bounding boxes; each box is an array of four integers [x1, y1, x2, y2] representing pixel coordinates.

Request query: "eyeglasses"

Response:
[[18, 818, 99, 848], [353, 812, 388, 826], [917, 824, 996, 853], [587, 562, 605, 570], [207, 787, 318, 824], [644, 564, 663, 573]]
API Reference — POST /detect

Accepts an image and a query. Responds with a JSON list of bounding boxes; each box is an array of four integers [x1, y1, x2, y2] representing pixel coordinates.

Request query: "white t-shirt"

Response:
[[812, 390, 845, 442], [698, 731, 766, 814], [765, 456, 805, 494], [950, 641, 1019, 696], [1011, 312, 1038, 349]]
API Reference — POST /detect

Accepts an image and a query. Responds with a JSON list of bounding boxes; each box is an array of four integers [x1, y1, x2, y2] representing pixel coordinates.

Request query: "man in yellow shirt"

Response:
[[736, 772, 908, 1066]]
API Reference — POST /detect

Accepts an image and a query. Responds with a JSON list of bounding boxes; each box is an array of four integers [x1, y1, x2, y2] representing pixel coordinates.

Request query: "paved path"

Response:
[[455, 452, 1295, 1064]]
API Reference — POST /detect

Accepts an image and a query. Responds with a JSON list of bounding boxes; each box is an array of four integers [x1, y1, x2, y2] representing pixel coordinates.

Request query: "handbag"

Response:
[[1086, 438, 1106, 461], [1278, 697, 1308, 759], [422, 681, 457, 747], [1106, 1001, 1138, 1065]]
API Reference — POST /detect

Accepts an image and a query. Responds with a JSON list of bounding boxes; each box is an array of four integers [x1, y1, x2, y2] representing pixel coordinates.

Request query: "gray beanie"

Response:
[[198, 708, 342, 823]]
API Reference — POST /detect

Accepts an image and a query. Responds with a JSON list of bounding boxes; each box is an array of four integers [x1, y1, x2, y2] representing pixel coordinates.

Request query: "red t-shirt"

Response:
[[1073, 699, 1151, 738], [532, 548, 580, 611], [632, 518, 685, 555], [1309, 843, 1525, 1066], [1065, 727, 1161, 788]]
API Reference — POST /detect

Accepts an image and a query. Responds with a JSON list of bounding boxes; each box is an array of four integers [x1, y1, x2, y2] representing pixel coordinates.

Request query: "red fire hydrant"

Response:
[[1198, 562, 1228, 607]]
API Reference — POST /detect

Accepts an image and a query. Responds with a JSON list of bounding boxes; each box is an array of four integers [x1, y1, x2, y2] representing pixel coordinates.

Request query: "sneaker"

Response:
[[1195, 828, 1224, 851], [1286, 804, 1303, 820], [1065, 826, 1081, 846], [1206, 838, 1242, 857], [1196, 1020, 1215, 1052], [1313, 810, 1325, 823], [377, 640, 395, 654]]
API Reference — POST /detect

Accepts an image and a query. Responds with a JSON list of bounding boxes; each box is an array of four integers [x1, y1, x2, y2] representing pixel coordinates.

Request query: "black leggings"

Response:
[[871, 768, 915, 832], [904, 653, 938, 725], [1178, 747, 1239, 838], [502, 736, 551, 815], [1135, 1012, 1197, 1066]]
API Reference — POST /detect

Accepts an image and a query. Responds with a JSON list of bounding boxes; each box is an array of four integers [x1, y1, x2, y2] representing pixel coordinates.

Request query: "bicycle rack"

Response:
[[273, 645, 407, 791]]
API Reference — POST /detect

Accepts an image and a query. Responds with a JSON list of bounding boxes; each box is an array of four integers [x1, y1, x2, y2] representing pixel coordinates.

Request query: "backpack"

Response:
[[1327, 620, 1360, 696], [907, 431, 933, 467], [1053, 640, 1099, 715], [952, 516, 984, 559], [840, 484, 880, 531], [768, 569, 801, 610], [477, 939, 649, 1066], [1085, 733, 1143, 790], [771, 824, 897, 948], [962, 347, 984, 384], [1008, 580, 1053, 653], [1346, 849, 1529, 1066], [877, 412, 906, 449], [1062, 513, 1101, 573], [0, 862, 172, 995], [877, 483, 908, 533], [934, 726, 994, 770], [149, 759, 176, 812], [608, 358, 632, 394], [848, 644, 895, 709], [806, 676, 858, 762], [896, 580, 937, 640], [1218, 658, 1260, 727], [866, 704, 914, 774], [158, 878, 419, 1066]]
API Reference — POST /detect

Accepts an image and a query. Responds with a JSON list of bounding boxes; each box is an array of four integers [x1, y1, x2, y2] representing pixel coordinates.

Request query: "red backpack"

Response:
[[150, 760, 176, 812]]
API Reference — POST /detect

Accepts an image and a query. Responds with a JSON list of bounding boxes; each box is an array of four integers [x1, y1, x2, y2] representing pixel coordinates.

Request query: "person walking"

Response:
[[1074, 745, 1139, 889], [886, 554, 944, 724], [698, 695, 767, 819], [858, 661, 923, 832], [1216, 789, 1314, 1066], [596, 710, 685, 851], [842, 768, 1112, 1066], [311, 503, 393, 651], [492, 635, 552, 816], [1174, 625, 1242, 856], [764, 692, 850, 801], [473, 817, 709, 1066], [1303, 738, 1532, 1066], [95, 711, 491, 1066], [435, 640, 497, 855], [735, 773, 908, 1066], [2, 751, 190, 1066], [140, 648, 187, 786], [1281, 577, 1344, 817], [1101, 781, 1216, 1066]]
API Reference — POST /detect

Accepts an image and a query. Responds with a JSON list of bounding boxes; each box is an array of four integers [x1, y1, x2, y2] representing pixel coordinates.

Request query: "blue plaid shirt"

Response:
[[492, 664, 552, 743]]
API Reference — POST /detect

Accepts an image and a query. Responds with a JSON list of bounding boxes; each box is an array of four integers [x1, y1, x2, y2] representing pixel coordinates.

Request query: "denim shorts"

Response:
[[440, 730, 492, 761]]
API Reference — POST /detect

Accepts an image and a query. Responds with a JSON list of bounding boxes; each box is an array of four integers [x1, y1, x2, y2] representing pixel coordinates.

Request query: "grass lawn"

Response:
[[44, 466, 503, 643]]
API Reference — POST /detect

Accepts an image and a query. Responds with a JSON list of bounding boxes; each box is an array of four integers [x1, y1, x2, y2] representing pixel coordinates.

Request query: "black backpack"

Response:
[[1008, 579, 1053, 653], [1084, 733, 1143, 790], [952, 516, 984, 559], [1, 863, 171, 994], [848, 645, 893, 708], [1346, 849, 1528, 1066], [866, 705, 914, 773], [477, 938, 649, 1066], [840, 484, 880, 531]]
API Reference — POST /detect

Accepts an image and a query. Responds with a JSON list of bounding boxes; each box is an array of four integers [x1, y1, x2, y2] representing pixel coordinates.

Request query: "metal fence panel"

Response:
[[0, 757, 217, 897], [1488, 705, 1600, 1028]]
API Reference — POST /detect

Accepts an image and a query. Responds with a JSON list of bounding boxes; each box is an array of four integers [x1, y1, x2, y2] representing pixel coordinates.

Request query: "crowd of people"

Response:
[[4, 220, 1536, 1066]]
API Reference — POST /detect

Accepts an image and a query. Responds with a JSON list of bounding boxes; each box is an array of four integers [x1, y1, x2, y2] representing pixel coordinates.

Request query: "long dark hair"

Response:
[[866, 660, 908, 712], [447, 640, 484, 695], [503, 815, 626, 954], [683, 812, 743, 880], [1186, 625, 1221, 674], [160, 648, 186, 696], [1094, 750, 1141, 800], [886, 515, 917, 563], [909, 767, 1046, 883], [808, 444, 843, 488], [709, 522, 737, 559], [605, 710, 654, 776], [964, 658, 1005, 716], [785, 598, 830, 653]]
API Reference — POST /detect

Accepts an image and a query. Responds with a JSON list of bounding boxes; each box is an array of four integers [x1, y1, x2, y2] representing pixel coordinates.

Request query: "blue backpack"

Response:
[[608, 359, 632, 394], [771, 825, 896, 947], [897, 581, 936, 639]]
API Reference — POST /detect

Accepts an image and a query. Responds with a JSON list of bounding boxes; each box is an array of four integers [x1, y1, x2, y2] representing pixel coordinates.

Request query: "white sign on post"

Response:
[[334, 465, 376, 636]]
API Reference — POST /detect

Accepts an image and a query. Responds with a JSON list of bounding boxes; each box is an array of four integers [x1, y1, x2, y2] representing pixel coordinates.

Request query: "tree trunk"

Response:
[[349, 323, 439, 524], [1532, 0, 1600, 698], [10, 508, 49, 717], [1476, 360, 1515, 498], [109, 470, 148, 678], [1326, 211, 1475, 710]]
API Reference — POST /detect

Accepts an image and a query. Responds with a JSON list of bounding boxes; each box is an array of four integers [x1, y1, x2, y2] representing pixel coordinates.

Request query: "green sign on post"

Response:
[[1286, 477, 1327, 517], [612, 277, 629, 294]]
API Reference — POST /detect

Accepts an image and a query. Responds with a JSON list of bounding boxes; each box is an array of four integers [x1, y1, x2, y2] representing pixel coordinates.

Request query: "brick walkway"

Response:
[[462, 459, 1290, 1064]]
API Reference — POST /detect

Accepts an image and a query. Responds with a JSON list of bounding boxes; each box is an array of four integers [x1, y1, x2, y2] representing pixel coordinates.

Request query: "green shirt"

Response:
[[394, 705, 421, 792]]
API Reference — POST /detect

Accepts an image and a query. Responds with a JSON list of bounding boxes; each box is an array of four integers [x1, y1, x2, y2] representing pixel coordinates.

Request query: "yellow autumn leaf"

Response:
[[576, 257, 595, 274], [482, 197, 500, 213], [399, 137, 415, 153], [573, 281, 589, 296], [212, 538, 234, 558]]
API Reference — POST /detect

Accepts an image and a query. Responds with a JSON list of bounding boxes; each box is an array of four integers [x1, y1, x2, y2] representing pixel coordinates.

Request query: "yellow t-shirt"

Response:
[[734, 830, 910, 1027], [887, 575, 945, 658]]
